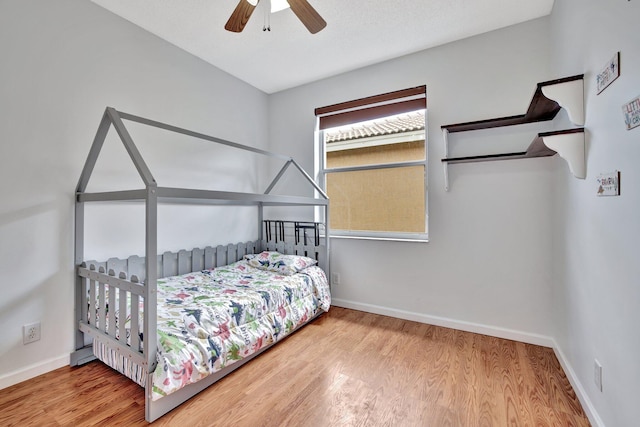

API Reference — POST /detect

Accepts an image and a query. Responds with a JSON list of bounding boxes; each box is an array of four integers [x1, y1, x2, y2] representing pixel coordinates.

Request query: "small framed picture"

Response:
[[596, 52, 620, 94], [596, 171, 620, 196], [622, 95, 640, 130]]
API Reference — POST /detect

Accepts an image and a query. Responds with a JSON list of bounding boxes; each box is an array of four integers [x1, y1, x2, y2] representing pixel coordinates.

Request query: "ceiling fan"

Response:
[[225, 0, 327, 34]]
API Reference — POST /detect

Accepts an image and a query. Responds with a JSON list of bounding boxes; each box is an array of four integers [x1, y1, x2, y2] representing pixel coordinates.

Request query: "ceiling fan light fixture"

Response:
[[271, 0, 290, 13], [226, 0, 326, 34]]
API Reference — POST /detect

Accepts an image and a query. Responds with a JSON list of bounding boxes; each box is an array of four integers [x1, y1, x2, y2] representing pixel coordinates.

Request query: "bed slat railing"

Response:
[[98, 281, 106, 333], [130, 292, 141, 351], [107, 283, 116, 337], [77, 264, 147, 366], [83, 241, 262, 285]]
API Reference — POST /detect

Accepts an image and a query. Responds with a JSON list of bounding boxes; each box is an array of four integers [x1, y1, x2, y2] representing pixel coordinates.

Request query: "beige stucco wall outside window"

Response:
[[327, 139, 425, 233]]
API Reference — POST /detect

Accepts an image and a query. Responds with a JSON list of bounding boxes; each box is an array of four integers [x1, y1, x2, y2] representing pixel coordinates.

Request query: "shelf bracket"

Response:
[[541, 129, 586, 179], [541, 79, 585, 126]]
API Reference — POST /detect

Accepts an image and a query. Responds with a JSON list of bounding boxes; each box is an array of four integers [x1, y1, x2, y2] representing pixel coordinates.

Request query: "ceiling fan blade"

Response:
[[225, 0, 258, 32], [287, 0, 326, 34]]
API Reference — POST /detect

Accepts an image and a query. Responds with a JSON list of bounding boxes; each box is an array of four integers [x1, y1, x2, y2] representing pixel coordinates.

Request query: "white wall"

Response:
[[0, 0, 268, 386], [268, 18, 557, 343], [549, 1, 640, 426]]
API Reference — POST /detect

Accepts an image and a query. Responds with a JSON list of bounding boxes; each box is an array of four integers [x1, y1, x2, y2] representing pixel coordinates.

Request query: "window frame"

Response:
[[315, 88, 429, 242]]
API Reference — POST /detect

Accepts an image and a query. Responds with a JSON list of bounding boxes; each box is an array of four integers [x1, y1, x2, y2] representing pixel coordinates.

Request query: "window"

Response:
[[315, 86, 427, 241]]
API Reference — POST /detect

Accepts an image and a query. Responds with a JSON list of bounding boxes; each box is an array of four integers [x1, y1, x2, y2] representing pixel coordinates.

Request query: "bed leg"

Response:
[[70, 346, 96, 366]]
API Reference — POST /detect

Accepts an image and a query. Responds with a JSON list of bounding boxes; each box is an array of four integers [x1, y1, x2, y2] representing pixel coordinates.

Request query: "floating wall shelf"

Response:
[[441, 74, 585, 190]]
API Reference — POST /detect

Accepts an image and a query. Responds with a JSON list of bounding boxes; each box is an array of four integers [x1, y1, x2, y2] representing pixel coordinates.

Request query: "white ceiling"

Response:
[[90, 0, 555, 94]]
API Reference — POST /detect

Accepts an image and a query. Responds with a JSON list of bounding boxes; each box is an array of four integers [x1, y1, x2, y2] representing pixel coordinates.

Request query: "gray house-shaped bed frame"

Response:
[[71, 107, 329, 421]]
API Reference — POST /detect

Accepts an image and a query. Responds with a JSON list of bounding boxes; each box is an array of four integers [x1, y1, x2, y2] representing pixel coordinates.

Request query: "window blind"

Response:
[[315, 85, 426, 130]]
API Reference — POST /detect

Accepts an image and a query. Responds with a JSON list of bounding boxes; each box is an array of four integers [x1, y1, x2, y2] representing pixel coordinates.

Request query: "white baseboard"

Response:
[[0, 354, 69, 390], [552, 342, 605, 427], [332, 298, 555, 347]]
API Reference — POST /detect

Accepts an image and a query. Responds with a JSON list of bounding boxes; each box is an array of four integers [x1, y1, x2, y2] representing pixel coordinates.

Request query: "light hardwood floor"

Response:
[[0, 307, 590, 426]]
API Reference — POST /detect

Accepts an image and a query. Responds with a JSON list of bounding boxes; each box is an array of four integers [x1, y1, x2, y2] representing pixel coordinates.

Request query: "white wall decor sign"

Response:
[[596, 52, 620, 94], [622, 95, 640, 130], [596, 171, 621, 196]]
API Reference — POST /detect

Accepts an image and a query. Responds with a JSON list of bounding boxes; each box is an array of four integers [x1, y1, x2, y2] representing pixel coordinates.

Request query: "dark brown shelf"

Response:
[[441, 151, 529, 164], [442, 128, 583, 165], [441, 74, 584, 133]]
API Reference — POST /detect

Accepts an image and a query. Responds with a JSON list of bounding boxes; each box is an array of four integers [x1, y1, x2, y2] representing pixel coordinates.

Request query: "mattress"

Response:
[[93, 254, 330, 401]]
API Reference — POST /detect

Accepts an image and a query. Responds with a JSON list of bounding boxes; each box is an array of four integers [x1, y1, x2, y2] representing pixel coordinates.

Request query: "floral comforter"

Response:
[[150, 260, 330, 400]]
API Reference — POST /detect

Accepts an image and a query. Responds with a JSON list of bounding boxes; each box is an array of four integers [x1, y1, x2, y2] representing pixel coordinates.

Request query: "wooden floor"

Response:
[[0, 307, 590, 426]]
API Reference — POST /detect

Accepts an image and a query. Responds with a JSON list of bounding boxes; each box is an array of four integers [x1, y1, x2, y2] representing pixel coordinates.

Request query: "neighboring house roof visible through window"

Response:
[[324, 110, 425, 143]]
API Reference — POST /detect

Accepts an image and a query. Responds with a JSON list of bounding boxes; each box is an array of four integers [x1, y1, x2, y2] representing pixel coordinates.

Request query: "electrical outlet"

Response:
[[594, 359, 603, 392], [331, 272, 341, 285], [23, 322, 41, 344]]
